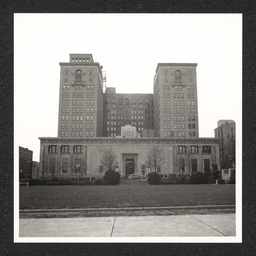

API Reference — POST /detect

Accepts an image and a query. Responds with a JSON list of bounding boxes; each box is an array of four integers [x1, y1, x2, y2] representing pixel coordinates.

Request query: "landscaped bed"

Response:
[[20, 184, 235, 210]]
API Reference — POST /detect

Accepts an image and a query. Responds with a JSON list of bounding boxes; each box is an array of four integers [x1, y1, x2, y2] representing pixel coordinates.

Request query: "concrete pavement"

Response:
[[19, 214, 235, 237]]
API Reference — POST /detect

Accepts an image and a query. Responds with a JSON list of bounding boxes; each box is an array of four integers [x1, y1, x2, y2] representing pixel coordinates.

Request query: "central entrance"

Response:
[[122, 153, 138, 178], [125, 159, 134, 177]]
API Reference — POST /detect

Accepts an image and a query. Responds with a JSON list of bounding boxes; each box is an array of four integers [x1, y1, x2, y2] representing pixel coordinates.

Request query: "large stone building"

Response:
[[39, 54, 221, 178], [58, 54, 104, 138], [39, 137, 220, 178], [153, 63, 199, 138], [103, 88, 154, 137], [214, 120, 236, 169]]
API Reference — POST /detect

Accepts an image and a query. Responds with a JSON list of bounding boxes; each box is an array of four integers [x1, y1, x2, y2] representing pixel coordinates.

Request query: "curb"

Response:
[[20, 205, 235, 213]]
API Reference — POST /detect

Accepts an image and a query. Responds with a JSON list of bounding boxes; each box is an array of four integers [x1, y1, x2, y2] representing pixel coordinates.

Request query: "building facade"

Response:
[[38, 54, 221, 178], [19, 146, 33, 180], [103, 88, 154, 137], [39, 137, 220, 178], [214, 120, 236, 168], [58, 54, 104, 139], [153, 63, 199, 138]]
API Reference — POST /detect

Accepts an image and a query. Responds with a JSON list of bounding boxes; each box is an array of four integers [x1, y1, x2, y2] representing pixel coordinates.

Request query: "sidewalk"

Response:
[[19, 214, 235, 237]]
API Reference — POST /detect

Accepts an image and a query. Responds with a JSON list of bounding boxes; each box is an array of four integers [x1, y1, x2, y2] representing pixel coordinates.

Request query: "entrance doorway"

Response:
[[125, 159, 134, 177]]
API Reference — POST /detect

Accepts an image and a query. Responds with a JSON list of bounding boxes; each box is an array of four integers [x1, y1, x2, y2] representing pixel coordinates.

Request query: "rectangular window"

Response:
[[74, 145, 82, 153], [178, 158, 185, 172], [48, 158, 57, 174], [62, 158, 69, 174], [202, 146, 211, 154], [48, 145, 57, 153], [190, 146, 199, 154], [191, 159, 197, 172], [178, 146, 186, 154], [61, 145, 69, 153], [204, 159, 210, 173]]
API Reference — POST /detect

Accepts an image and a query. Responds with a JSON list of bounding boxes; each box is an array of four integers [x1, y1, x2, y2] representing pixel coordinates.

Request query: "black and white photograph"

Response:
[[14, 13, 242, 243]]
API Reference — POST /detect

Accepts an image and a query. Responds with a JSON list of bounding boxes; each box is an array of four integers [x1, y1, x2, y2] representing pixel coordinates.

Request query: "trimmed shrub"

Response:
[[103, 170, 121, 185], [29, 179, 48, 185], [190, 172, 206, 184], [147, 172, 161, 185]]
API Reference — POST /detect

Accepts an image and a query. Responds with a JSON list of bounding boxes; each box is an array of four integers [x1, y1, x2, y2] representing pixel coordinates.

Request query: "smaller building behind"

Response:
[[214, 120, 235, 169], [19, 146, 33, 180]]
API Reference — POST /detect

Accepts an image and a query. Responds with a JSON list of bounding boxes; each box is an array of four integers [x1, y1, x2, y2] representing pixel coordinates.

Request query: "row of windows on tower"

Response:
[[61, 123, 95, 130], [106, 121, 145, 127], [64, 70, 93, 77], [71, 57, 90, 63], [60, 131, 94, 138], [162, 131, 197, 138], [107, 98, 150, 105], [62, 108, 94, 114], [169, 108, 195, 114], [62, 76, 93, 83]]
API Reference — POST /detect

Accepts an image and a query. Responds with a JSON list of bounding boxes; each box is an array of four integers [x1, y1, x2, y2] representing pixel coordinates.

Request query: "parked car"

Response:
[[127, 174, 143, 180]]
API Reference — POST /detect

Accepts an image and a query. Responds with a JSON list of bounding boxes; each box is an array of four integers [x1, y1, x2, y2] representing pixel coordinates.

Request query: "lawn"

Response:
[[19, 184, 235, 210]]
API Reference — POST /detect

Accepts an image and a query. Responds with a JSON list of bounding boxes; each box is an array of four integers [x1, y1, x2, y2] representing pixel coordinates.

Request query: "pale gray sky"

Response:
[[14, 14, 242, 161]]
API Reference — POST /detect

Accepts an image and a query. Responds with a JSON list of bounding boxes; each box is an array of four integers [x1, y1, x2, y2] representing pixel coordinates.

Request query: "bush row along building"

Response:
[[38, 54, 234, 178]]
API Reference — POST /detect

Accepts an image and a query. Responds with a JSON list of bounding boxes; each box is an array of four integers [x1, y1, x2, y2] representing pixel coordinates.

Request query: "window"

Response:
[[74, 145, 82, 153], [178, 146, 186, 154], [89, 78, 93, 83], [61, 145, 69, 153], [190, 146, 199, 154], [48, 145, 57, 153], [178, 158, 185, 172], [191, 159, 197, 172], [125, 98, 130, 105], [62, 158, 69, 174], [175, 70, 182, 85], [202, 146, 211, 154], [75, 70, 82, 83], [204, 159, 210, 173]]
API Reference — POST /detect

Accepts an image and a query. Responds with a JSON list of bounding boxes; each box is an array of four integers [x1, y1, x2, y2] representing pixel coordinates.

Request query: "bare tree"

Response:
[[49, 158, 57, 178], [73, 154, 82, 176], [100, 148, 117, 172], [145, 145, 165, 172]]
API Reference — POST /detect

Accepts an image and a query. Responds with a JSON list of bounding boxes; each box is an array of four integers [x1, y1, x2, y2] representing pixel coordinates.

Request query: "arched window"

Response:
[[125, 98, 130, 105], [75, 70, 82, 83], [175, 70, 181, 85]]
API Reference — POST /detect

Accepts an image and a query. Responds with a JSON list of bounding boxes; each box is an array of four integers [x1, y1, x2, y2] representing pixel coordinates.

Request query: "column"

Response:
[[173, 146, 177, 173], [70, 145, 74, 176], [215, 145, 221, 170], [56, 145, 61, 176], [43, 145, 49, 177], [83, 145, 87, 176], [169, 146, 174, 174], [198, 145, 203, 172], [211, 146, 216, 165], [186, 145, 190, 173]]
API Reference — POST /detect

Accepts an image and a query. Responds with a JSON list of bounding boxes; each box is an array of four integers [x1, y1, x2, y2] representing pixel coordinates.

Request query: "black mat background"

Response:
[[0, 1, 255, 255]]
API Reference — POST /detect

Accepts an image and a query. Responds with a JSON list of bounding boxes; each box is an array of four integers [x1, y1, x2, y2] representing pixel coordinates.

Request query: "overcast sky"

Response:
[[14, 14, 242, 161]]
